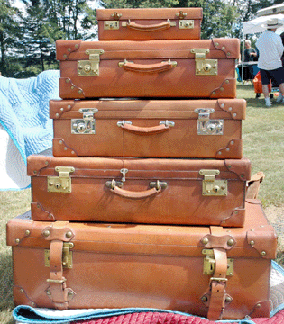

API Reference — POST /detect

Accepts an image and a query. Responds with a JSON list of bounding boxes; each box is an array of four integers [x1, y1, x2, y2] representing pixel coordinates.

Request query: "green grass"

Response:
[[0, 84, 283, 323], [237, 84, 284, 207], [0, 189, 31, 324]]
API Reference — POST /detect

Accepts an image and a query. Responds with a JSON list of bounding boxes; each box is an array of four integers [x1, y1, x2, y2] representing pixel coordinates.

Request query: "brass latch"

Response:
[[48, 166, 75, 193], [176, 11, 187, 19], [71, 108, 98, 134], [117, 120, 133, 127], [149, 181, 168, 190], [104, 21, 119, 30], [120, 168, 128, 182], [191, 49, 217, 76], [105, 168, 128, 189], [112, 12, 122, 20], [78, 49, 104, 76], [199, 169, 227, 196], [202, 249, 233, 276], [179, 20, 194, 29], [45, 242, 74, 269], [160, 120, 175, 127], [105, 180, 124, 189], [194, 108, 224, 135]]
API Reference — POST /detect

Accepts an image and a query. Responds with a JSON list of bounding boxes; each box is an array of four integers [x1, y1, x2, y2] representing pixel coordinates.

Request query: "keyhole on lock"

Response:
[[207, 123, 216, 132], [214, 185, 220, 193], [203, 64, 211, 72], [84, 65, 91, 73], [77, 122, 86, 133], [55, 183, 61, 189]]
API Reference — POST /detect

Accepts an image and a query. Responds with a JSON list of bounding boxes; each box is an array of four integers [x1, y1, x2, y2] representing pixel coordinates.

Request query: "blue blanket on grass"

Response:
[[0, 70, 60, 166]]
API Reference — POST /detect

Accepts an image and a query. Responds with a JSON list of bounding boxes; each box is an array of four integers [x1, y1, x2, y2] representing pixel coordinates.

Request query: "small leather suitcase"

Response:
[[56, 38, 239, 99], [28, 155, 251, 227], [51, 98, 246, 159], [96, 8, 202, 40], [6, 200, 277, 320]]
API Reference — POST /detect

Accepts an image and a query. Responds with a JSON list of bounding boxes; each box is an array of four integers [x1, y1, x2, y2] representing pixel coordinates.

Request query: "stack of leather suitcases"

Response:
[[6, 7, 278, 321]]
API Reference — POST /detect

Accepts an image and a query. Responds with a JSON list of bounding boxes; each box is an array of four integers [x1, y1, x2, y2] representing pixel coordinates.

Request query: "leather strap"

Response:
[[48, 240, 70, 309], [206, 227, 228, 320], [46, 222, 74, 310]]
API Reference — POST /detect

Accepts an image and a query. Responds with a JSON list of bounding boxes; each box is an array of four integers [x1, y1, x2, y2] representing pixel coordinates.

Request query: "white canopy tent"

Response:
[[243, 13, 284, 35], [257, 3, 284, 17]]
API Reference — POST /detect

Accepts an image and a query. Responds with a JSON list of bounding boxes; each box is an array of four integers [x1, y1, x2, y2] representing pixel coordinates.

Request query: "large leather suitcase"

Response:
[[6, 200, 277, 320], [56, 38, 239, 99], [96, 8, 203, 40], [51, 98, 246, 159], [28, 155, 251, 227]]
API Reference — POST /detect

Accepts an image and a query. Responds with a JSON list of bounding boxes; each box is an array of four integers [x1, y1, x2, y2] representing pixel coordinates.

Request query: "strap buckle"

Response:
[[47, 278, 67, 284], [210, 277, 228, 283]]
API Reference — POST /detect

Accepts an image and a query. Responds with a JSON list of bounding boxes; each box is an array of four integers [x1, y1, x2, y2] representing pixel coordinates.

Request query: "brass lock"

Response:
[[202, 249, 233, 276], [78, 49, 104, 76], [45, 242, 74, 268], [191, 49, 218, 76], [104, 21, 119, 30], [48, 166, 75, 193], [199, 169, 227, 196], [179, 20, 194, 29]]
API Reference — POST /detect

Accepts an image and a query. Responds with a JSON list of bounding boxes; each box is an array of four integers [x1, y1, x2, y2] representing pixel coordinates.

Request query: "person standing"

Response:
[[256, 18, 284, 107], [244, 40, 258, 62], [243, 40, 258, 82]]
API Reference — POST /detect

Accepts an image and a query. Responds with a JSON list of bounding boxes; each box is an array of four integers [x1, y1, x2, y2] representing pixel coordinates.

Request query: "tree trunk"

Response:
[[0, 31, 6, 75], [40, 42, 44, 71]]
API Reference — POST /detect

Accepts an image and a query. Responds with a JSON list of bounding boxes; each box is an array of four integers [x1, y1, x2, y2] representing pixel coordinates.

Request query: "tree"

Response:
[[43, 0, 97, 40], [0, 0, 23, 75], [225, 0, 282, 39], [20, 1, 63, 74], [102, 0, 179, 9]]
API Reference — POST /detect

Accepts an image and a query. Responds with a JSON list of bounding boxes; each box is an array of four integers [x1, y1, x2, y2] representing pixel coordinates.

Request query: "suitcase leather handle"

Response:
[[119, 59, 177, 73], [123, 20, 172, 32], [108, 179, 164, 199], [117, 121, 174, 135]]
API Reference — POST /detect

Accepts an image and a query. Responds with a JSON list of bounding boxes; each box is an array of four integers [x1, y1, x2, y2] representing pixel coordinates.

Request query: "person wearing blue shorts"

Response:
[[256, 18, 284, 107]]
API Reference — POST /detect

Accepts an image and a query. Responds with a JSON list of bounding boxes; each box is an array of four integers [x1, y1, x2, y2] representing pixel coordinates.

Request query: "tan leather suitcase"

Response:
[[6, 200, 277, 320], [96, 8, 202, 40], [51, 98, 246, 159], [56, 38, 239, 99], [28, 155, 251, 227]]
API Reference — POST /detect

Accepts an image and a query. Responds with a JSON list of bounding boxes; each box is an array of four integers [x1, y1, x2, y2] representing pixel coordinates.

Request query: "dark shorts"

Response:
[[260, 67, 284, 86]]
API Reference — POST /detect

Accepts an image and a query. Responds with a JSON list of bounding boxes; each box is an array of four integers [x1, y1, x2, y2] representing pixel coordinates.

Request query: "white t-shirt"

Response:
[[255, 30, 284, 70]]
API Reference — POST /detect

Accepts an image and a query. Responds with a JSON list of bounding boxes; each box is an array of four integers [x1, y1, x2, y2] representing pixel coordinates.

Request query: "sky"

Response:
[[13, 0, 24, 10]]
